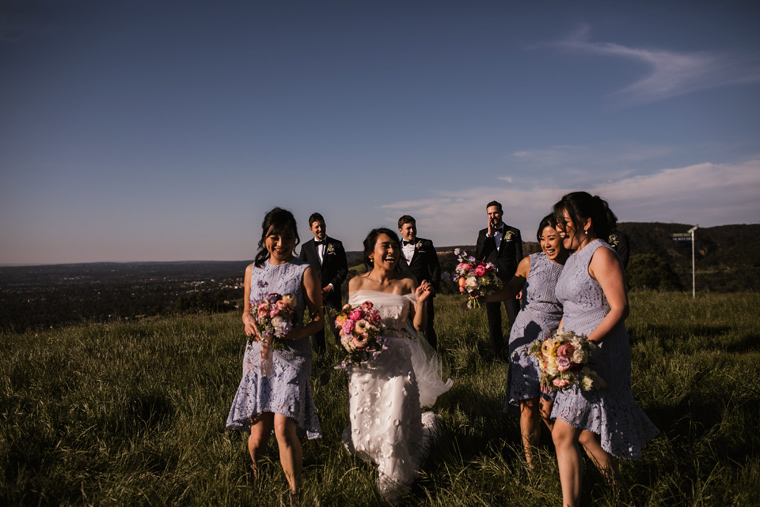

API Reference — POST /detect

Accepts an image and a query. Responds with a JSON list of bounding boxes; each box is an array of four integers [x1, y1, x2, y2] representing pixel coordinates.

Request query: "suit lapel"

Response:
[[319, 237, 330, 267], [410, 243, 420, 264], [309, 240, 323, 274]]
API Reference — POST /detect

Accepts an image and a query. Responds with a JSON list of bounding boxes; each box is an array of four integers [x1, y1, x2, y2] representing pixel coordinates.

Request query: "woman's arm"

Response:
[[285, 266, 324, 340], [481, 256, 530, 303], [242, 264, 260, 338], [409, 279, 432, 332], [587, 247, 629, 344]]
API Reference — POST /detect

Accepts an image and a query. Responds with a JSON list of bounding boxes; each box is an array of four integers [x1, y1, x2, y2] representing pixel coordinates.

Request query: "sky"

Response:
[[2, 0, 759, 264]]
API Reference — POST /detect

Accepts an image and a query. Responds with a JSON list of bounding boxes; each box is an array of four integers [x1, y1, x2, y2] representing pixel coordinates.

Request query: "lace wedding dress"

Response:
[[342, 290, 452, 501]]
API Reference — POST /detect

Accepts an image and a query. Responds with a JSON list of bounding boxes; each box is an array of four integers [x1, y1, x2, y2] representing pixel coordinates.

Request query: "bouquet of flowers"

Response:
[[334, 301, 387, 370], [250, 291, 297, 375], [453, 248, 501, 309], [528, 329, 597, 391]]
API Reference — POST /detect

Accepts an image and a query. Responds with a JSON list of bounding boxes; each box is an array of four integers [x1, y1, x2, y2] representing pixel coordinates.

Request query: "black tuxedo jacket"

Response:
[[299, 236, 348, 308], [475, 225, 524, 282], [398, 237, 441, 292]]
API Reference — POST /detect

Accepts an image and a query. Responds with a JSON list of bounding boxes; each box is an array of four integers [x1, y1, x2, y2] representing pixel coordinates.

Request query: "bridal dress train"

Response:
[[342, 290, 452, 501]]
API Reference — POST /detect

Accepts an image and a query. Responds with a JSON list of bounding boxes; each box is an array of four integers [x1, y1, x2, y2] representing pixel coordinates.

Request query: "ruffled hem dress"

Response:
[[504, 252, 563, 414], [551, 240, 658, 459], [225, 258, 322, 439]]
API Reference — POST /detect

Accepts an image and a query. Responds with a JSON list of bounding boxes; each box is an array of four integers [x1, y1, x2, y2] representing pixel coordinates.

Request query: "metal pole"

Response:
[[687, 225, 698, 299], [691, 229, 696, 299]]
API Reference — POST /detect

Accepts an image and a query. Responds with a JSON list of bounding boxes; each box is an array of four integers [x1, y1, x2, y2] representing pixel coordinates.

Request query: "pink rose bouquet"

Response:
[[250, 292, 297, 375], [528, 329, 597, 391], [334, 301, 387, 370], [453, 248, 501, 309]]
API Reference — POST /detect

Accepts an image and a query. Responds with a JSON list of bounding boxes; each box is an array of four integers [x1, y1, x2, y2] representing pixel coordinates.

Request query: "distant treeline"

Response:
[[1, 223, 756, 331], [0, 262, 247, 331]]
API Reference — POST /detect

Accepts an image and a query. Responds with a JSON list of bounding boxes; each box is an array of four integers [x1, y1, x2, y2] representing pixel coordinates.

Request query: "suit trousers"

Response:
[[425, 298, 437, 350], [485, 298, 520, 359], [312, 301, 340, 354]]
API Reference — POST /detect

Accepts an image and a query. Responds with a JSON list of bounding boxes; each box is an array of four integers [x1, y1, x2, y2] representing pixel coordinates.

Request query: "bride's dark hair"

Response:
[[552, 192, 615, 240], [362, 227, 401, 272], [254, 207, 300, 267]]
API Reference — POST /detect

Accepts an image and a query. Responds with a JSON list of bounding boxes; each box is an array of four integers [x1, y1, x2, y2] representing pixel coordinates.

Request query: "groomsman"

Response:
[[397, 215, 441, 349], [299, 213, 348, 353], [475, 200, 523, 360]]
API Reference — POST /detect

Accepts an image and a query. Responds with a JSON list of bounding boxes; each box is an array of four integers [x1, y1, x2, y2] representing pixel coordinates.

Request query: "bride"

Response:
[[343, 228, 452, 502]]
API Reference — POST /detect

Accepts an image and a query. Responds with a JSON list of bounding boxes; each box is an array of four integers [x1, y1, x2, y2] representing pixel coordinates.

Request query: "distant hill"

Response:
[[616, 222, 760, 292], [421, 223, 759, 293]]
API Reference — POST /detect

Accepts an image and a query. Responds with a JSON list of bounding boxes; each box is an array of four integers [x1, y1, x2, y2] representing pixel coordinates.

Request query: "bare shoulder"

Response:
[[589, 244, 623, 278], [397, 275, 416, 295], [401, 271, 418, 286], [591, 244, 618, 266], [349, 273, 368, 291], [513, 255, 531, 278]]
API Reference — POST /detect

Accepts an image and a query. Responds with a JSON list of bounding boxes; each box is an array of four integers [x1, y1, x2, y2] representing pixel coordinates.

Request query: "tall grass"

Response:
[[1, 293, 758, 506]]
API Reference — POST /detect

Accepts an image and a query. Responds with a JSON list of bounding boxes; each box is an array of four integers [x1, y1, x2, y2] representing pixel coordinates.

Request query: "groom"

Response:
[[475, 200, 523, 361], [299, 213, 348, 354], [397, 215, 441, 349]]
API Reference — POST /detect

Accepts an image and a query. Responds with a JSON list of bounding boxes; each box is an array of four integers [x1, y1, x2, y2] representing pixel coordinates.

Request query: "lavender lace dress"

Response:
[[226, 258, 322, 439], [504, 252, 563, 414], [551, 240, 658, 459]]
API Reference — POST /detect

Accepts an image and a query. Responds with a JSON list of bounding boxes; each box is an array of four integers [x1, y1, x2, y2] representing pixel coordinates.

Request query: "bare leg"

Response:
[[539, 397, 554, 432], [552, 419, 584, 507], [519, 398, 541, 466], [578, 430, 620, 488], [248, 413, 274, 477], [274, 414, 303, 495]]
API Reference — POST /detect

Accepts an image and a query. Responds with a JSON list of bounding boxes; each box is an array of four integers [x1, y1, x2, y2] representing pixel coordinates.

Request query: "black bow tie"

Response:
[[403, 240, 415, 246], [315, 240, 326, 245]]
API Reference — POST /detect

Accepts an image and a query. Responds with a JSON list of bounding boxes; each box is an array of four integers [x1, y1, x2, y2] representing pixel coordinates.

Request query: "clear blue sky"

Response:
[[2, 0, 759, 264]]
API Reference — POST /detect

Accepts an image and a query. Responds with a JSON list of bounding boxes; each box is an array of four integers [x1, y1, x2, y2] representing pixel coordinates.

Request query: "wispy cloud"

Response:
[[596, 159, 760, 225], [546, 24, 760, 105], [380, 159, 760, 247], [504, 143, 675, 186]]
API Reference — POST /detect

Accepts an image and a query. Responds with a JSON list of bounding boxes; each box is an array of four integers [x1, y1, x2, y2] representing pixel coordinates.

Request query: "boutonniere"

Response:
[[326, 243, 336, 255], [608, 234, 619, 247], [504, 231, 515, 241], [415, 240, 423, 249]]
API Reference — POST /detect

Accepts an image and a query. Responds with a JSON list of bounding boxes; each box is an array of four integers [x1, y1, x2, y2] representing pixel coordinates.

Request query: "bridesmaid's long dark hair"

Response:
[[552, 192, 615, 241], [254, 207, 300, 268], [362, 227, 401, 272]]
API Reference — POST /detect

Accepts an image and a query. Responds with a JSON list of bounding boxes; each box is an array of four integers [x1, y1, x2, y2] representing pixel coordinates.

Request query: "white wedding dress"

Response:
[[342, 290, 453, 501]]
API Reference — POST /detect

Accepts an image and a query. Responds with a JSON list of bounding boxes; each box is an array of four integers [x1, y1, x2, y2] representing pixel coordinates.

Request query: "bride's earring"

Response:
[[584, 229, 588, 235]]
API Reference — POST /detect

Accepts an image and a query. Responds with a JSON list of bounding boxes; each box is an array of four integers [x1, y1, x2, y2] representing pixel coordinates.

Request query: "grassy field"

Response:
[[2, 292, 758, 506]]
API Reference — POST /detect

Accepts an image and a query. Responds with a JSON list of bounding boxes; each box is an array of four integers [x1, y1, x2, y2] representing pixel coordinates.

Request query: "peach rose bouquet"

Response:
[[528, 329, 597, 391]]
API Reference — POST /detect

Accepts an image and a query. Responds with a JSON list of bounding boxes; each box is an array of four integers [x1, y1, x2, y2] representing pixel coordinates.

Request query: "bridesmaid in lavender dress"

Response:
[[550, 192, 658, 507], [226, 207, 324, 496], [481, 214, 568, 466]]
